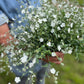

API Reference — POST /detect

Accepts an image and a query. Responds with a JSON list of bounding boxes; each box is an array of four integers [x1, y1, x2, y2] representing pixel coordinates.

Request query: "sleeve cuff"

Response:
[[0, 14, 9, 26]]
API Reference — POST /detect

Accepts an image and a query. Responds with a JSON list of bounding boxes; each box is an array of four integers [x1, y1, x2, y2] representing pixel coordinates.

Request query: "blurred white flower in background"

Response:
[[65, 12, 71, 18], [50, 68, 56, 74], [20, 53, 28, 63], [68, 50, 72, 54], [47, 42, 51, 47], [15, 77, 21, 83], [68, 28, 70, 33], [51, 20, 55, 27], [52, 52, 57, 57], [39, 38, 44, 42], [57, 45, 61, 51], [51, 29, 55, 33], [60, 23, 65, 28]]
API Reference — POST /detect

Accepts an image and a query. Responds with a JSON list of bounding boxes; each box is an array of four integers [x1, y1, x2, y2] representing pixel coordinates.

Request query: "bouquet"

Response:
[[8, 0, 84, 63]]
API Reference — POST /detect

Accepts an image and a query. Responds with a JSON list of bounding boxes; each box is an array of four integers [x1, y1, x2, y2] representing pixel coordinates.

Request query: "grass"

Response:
[[0, 54, 84, 84], [46, 54, 84, 84]]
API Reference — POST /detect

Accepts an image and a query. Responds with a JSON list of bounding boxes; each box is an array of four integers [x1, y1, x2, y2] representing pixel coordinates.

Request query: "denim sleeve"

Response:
[[0, 10, 9, 26]]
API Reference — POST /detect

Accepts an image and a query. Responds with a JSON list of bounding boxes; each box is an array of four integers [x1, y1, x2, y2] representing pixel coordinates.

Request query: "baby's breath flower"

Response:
[[70, 23, 73, 28], [47, 42, 51, 47], [21, 9, 25, 14], [42, 18, 47, 22], [57, 26, 61, 30], [68, 28, 70, 33], [51, 21, 55, 27], [20, 53, 28, 63], [39, 38, 44, 42], [68, 50, 72, 54], [51, 29, 54, 33], [50, 68, 56, 74], [65, 12, 71, 18], [15, 77, 21, 83], [8, 82, 11, 84], [38, 19, 42, 23], [29, 63, 34, 68], [51, 52, 56, 57], [57, 45, 61, 51], [60, 23, 65, 27]]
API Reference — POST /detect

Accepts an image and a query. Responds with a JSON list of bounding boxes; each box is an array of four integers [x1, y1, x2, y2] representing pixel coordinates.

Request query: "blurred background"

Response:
[[0, 0, 84, 84]]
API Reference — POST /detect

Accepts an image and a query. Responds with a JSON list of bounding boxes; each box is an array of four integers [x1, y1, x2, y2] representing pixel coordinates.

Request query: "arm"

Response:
[[0, 23, 14, 46]]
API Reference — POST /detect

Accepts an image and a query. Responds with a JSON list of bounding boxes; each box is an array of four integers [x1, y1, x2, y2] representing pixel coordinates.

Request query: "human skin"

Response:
[[0, 23, 14, 46]]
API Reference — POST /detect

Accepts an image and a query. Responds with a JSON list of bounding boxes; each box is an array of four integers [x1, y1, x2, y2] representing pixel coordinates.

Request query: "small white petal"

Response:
[[15, 77, 21, 83], [50, 68, 56, 74], [51, 52, 56, 57]]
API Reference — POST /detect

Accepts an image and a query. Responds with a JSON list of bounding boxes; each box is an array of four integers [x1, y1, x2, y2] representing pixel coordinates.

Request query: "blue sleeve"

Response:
[[0, 10, 9, 25], [0, 0, 20, 21]]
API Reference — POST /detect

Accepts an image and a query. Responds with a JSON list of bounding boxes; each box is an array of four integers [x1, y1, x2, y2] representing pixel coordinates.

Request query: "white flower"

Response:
[[35, 23, 39, 28], [38, 19, 42, 23], [47, 42, 51, 47], [18, 21, 22, 23], [77, 35, 79, 38], [60, 23, 65, 27], [57, 45, 61, 51], [28, 6, 34, 9], [1, 53, 4, 58], [8, 65, 12, 71], [28, 14, 32, 20], [68, 28, 70, 33], [29, 58, 36, 68], [65, 12, 71, 18], [51, 29, 55, 33], [51, 52, 56, 57], [15, 77, 21, 83], [68, 50, 72, 54], [30, 25, 35, 32], [52, 15, 57, 18], [29, 63, 34, 68], [51, 21, 55, 27], [42, 18, 47, 22], [55, 71, 59, 76], [35, 15, 39, 18], [39, 38, 44, 42], [32, 58, 36, 64], [70, 23, 73, 28], [8, 82, 11, 84], [50, 68, 56, 74], [20, 53, 28, 63], [57, 27, 61, 30], [21, 9, 25, 14]]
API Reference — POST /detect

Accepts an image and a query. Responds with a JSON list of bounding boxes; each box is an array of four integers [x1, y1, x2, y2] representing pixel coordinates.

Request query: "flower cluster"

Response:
[[11, 0, 84, 60]]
